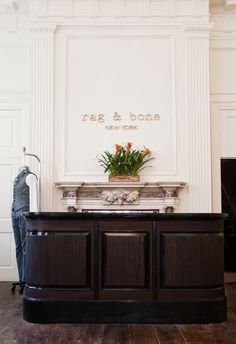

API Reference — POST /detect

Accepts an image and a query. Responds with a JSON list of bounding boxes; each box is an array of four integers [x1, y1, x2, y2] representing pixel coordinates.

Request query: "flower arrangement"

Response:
[[98, 142, 154, 177]]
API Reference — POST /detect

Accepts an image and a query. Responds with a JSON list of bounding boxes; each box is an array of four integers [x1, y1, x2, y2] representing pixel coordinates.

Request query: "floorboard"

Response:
[[0, 274, 236, 344], [155, 324, 186, 343], [103, 325, 128, 344]]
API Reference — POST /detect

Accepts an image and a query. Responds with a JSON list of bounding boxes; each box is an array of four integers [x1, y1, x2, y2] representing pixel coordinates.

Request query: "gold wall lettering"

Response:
[[105, 125, 138, 130], [80, 112, 160, 130], [81, 114, 105, 122], [129, 113, 160, 121]]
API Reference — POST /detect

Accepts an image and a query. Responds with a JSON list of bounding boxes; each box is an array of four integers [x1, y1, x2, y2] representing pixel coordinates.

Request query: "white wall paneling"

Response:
[[30, 25, 55, 211], [220, 108, 236, 157], [0, 46, 29, 94], [0, 104, 29, 281], [0, 0, 219, 280], [60, 31, 177, 180], [0, 104, 29, 155], [31, 0, 209, 18], [185, 23, 212, 212], [65, 0, 73, 17], [210, 9, 236, 211], [211, 47, 236, 95], [0, 158, 21, 281], [211, 103, 236, 212], [0, 23, 30, 282]]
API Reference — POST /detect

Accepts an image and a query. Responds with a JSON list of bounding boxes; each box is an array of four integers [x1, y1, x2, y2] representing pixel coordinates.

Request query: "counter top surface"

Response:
[[23, 212, 227, 220]]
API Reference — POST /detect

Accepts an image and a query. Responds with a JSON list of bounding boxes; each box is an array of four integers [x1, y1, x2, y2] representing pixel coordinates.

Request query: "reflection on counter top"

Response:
[[23, 211, 227, 220]]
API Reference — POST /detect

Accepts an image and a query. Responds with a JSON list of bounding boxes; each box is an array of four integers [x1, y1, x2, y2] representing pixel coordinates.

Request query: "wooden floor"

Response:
[[1, 274, 236, 344]]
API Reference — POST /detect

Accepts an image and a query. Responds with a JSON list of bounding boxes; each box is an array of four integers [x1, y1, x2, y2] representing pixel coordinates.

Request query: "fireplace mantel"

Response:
[[55, 181, 187, 213]]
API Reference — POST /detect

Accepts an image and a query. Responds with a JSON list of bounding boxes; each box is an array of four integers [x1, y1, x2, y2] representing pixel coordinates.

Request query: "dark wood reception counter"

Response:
[[23, 212, 227, 324]]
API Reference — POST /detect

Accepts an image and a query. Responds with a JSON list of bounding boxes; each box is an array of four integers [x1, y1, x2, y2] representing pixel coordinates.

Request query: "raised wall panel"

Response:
[[225, 117, 236, 147], [0, 105, 28, 156], [161, 232, 224, 288], [0, 233, 12, 266], [0, 103, 29, 282], [124, 0, 142, 16], [0, 118, 12, 147], [220, 108, 236, 157], [211, 49, 236, 95], [0, 47, 29, 94], [98, 0, 115, 16], [47, 0, 64, 16], [0, 164, 13, 218], [0, 158, 22, 281], [64, 34, 176, 179], [72, 0, 91, 16]]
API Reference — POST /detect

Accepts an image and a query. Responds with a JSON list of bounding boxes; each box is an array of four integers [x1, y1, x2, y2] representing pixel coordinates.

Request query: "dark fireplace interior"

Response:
[[221, 158, 236, 271]]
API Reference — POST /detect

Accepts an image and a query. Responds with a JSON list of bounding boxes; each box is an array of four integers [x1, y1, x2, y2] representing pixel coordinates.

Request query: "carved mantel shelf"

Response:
[[55, 181, 187, 213]]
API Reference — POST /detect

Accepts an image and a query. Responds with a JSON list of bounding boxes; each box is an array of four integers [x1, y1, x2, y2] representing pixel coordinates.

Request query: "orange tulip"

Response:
[[115, 144, 123, 152], [143, 146, 151, 154], [126, 142, 132, 151]]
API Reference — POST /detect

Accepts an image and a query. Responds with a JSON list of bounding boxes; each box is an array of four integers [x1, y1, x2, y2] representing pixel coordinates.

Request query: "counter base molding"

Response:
[[23, 212, 227, 324], [23, 298, 227, 324]]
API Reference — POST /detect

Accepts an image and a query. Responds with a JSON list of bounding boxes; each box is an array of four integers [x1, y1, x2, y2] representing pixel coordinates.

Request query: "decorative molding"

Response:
[[55, 181, 186, 212], [0, 46, 30, 95], [65, 0, 73, 17], [102, 191, 139, 205], [168, 0, 176, 16], [186, 31, 212, 212], [30, 26, 55, 211], [31, 24, 57, 33], [0, 0, 20, 32], [8, 10, 17, 32], [24, 0, 210, 19], [141, 0, 150, 17], [115, 0, 125, 17], [37, 0, 47, 17], [90, 0, 98, 17], [0, 0, 212, 20], [0, 102, 29, 155], [210, 46, 236, 95], [183, 22, 213, 33]]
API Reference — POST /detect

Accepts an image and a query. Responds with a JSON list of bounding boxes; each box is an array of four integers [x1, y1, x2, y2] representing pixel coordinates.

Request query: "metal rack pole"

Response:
[[23, 147, 41, 212]]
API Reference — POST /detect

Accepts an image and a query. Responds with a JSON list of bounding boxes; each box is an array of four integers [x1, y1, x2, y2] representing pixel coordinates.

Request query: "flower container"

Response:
[[108, 175, 140, 182]]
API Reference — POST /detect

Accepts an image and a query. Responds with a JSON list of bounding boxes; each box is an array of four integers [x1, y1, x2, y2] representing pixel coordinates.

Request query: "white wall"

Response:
[[0, 0, 229, 280], [53, 1, 212, 214]]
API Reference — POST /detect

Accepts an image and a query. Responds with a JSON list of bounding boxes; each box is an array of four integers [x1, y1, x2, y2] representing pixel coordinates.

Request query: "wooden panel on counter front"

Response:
[[102, 232, 148, 288], [161, 232, 224, 288], [26, 231, 93, 288], [99, 220, 153, 300]]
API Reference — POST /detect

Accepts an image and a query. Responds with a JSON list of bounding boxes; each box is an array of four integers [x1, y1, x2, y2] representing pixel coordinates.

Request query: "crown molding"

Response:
[[30, 24, 57, 33], [183, 22, 213, 32]]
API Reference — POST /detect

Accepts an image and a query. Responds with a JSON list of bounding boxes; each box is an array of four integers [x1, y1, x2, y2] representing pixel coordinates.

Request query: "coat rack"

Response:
[[23, 147, 41, 212]]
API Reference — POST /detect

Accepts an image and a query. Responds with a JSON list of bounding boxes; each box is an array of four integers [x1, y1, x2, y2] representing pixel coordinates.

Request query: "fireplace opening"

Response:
[[221, 158, 236, 271]]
